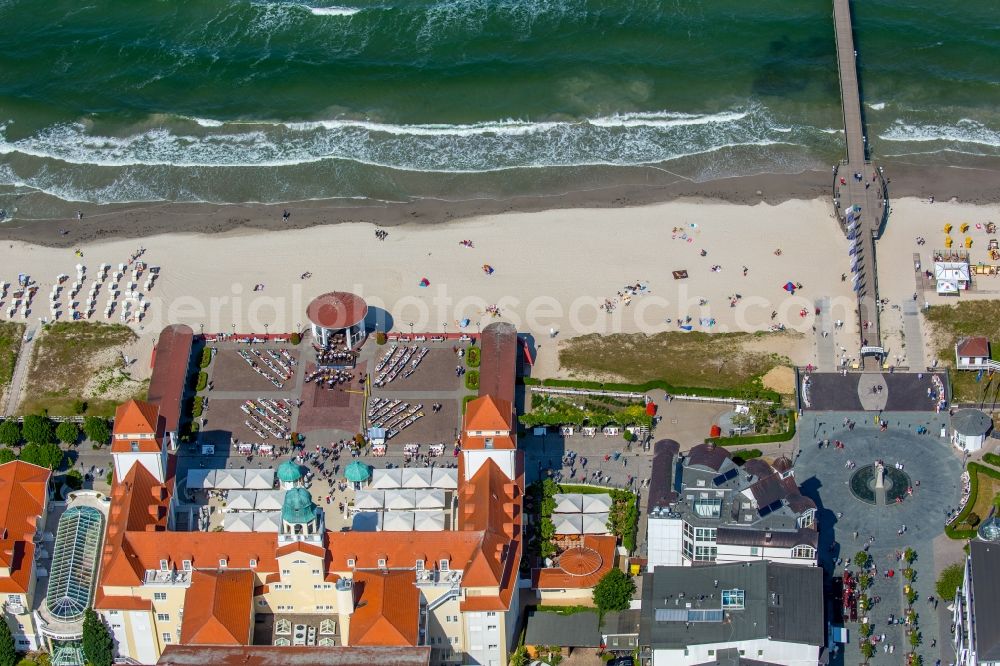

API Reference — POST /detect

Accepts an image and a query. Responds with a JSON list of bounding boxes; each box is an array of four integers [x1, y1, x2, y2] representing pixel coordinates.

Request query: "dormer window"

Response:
[[218, 558, 227, 568], [377, 558, 387, 568], [131, 442, 139, 452], [159, 559, 169, 572], [415, 560, 424, 570], [346, 559, 355, 568], [439, 559, 449, 571], [249, 559, 258, 568], [485, 437, 493, 448], [182, 560, 192, 571]]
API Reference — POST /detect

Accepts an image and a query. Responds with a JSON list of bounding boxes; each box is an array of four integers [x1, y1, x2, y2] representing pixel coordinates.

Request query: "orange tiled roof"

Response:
[[0, 461, 50, 593], [93, 590, 153, 611], [101, 461, 174, 586], [276, 541, 326, 559], [532, 535, 617, 590], [349, 570, 419, 646], [463, 396, 513, 435], [124, 531, 279, 574], [181, 570, 254, 645], [112, 400, 163, 451]]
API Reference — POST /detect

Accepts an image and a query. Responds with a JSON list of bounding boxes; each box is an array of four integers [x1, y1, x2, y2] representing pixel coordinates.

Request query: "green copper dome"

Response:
[[277, 459, 305, 483], [282, 487, 317, 524]]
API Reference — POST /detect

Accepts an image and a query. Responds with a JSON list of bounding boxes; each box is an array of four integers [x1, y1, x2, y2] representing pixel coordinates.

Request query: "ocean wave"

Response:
[[0, 104, 836, 175], [868, 102, 886, 111], [307, 6, 360, 16], [879, 118, 1000, 148]]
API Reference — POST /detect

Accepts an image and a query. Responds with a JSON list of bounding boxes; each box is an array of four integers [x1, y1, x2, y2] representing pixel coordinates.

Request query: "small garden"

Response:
[[519, 394, 652, 430], [465, 346, 481, 368], [464, 369, 479, 391], [946, 459, 1000, 539], [528, 478, 639, 560]]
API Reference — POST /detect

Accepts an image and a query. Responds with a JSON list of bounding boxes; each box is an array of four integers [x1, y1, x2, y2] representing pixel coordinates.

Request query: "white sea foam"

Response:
[[868, 102, 886, 111], [192, 118, 226, 127], [307, 6, 361, 16], [879, 118, 1000, 148]]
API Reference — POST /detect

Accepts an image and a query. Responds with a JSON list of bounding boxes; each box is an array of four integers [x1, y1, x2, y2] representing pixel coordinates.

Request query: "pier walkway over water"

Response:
[[831, 0, 889, 371]]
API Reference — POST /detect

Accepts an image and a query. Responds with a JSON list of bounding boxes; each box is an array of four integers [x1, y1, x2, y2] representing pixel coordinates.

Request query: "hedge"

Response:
[[196, 371, 208, 392], [199, 347, 212, 369], [520, 376, 781, 403], [946, 462, 1000, 539], [466, 347, 481, 368], [708, 412, 796, 447], [465, 370, 480, 391], [983, 452, 1000, 468], [192, 396, 205, 419], [462, 394, 477, 413]]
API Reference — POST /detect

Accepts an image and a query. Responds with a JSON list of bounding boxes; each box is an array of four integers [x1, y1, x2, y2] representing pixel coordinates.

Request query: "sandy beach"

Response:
[[1, 194, 998, 380]]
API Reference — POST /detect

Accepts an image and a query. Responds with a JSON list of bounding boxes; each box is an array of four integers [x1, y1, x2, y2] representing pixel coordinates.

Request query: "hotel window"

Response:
[[749, 547, 759, 556], [346, 559, 355, 567], [440, 559, 449, 571], [486, 612, 496, 617], [159, 559, 169, 571], [131, 442, 139, 452], [282, 569, 291, 575], [416, 560, 425, 570], [694, 545, 717, 561], [182, 560, 192, 571], [156, 613, 170, 622], [793, 545, 816, 559], [487, 625, 497, 632], [312, 569, 321, 575], [249, 559, 257, 568], [218, 559, 227, 568], [722, 589, 745, 609], [488, 644, 498, 650], [162, 633, 172, 644], [378, 558, 387, 568]]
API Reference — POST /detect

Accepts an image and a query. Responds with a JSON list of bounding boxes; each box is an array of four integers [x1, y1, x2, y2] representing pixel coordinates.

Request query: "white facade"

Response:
[[653, 638, 819, 666], [465, 610, 503, 666], [716, 543, 816, 566], [953, 429, 987, 453], [646, 516, 683, 570]]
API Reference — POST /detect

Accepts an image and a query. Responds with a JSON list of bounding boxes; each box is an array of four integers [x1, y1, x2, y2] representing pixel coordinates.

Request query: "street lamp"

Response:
[[408, 322, 414, 336], [231, 323, 236, 338], [264, 323, 269, 339], [443, 322, 447, 336]]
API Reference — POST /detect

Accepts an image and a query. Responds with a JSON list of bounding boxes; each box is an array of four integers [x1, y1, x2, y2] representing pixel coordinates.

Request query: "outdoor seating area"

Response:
[[238, 347, 296, 387], [186, 467, 276, 490], [373, 344, 431, 386]]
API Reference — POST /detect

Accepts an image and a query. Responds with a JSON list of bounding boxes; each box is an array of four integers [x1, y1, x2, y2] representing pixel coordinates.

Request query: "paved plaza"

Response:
[[802, 371, 949, 412], [796, 412, 964, 666]]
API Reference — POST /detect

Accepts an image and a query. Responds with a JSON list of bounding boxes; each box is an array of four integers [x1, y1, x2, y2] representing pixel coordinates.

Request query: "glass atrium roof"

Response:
[[45, 506, 104, 622]]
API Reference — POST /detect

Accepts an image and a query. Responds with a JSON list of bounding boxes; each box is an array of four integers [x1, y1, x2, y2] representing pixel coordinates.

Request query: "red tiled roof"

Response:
[[464, 396, 513, 435], [147, 324, 194, 434], [532, 535, 617, 590], [276, 541, 326, 559], [94, 591, 153, 611], [349, 570, 419, 646], [306, 292, 368, 329], [112, 399, 163, 452], [957, 336, 990, 358], [0, 461, 50, 593], [181, 570, 254, 645], [478, 322, 517, 405]]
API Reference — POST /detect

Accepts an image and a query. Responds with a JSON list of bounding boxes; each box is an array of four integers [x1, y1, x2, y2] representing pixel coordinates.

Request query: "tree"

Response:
[[593, 569, 636, 615], [82, 608, 115, 666], [0, 617, 16, 666], [56, 421, 80, 445], [65, 469, 84, 491], [860, 641, 875, 661], [83, 417, 111, 446], [21, 415, 54, 445], [854, 551, 871, 569], [509, 645, 528, 666], [18, 443, 64, 470], [0, 421, 20, 448], [936, 562, 965, 602], [0, 449, 14, 465]]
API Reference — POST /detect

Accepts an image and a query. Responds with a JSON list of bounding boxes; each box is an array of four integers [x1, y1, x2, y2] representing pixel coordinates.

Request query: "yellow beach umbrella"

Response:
[[965, 236, 973, 248], [960, 223, 970, 233], [945, 236, 953, 248], [944, 223, 953, 234]]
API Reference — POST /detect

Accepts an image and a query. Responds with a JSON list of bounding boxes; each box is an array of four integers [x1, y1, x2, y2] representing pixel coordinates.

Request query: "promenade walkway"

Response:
[[831, 0, 889, 370]]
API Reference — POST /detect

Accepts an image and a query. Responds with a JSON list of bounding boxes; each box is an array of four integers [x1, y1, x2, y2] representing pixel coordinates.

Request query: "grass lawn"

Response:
[[18, 322, 140, 417], [0, 321, 26, 397], [925, 300, 1000, 402], [965, 474, 1000, 529], [558, 331, 791, 392]]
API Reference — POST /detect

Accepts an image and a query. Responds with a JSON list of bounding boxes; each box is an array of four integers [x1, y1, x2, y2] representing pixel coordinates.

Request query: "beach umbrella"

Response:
[[345, 461, 371, 483], [783, 282, 796, 293], [459, 318, 470, 328], [419, 277, 430, 287]]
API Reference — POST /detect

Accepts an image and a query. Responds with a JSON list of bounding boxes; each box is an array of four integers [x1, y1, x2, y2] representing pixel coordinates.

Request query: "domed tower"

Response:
[[277, 458, 305, 490], [279, 487, 324, 545]]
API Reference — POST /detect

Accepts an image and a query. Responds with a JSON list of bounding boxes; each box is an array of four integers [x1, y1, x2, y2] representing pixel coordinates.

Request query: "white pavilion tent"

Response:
[[223, 513, 255, 532], [186, 468, 216, 489], [414, 511, 446, 531], [227, 490, 256, 511], [245, 468, 275, 490], [554, 514, 583, 535], [371, 468, 404, 489], [581, 494, 613, 513], [382, 511, 415, 531], [252, 513, 281, 532], [580, 513, 611, 534], [430, 468, 458, 489], [553, 494, 584, 514], [254, 490, 286, 511], [402, 467, 433, 489], [354, 490, 386, 511], [414, 489, 446, 510], [384, 489, 416, 510], [214, 469, 246, 489]]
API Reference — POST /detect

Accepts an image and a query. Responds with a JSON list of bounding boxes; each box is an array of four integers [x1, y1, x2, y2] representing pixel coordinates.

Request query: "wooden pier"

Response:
[[831, 0, 889, 370]]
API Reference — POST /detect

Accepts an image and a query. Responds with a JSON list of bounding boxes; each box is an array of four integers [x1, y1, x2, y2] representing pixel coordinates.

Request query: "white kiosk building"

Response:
[[951, 408, 993, 453]]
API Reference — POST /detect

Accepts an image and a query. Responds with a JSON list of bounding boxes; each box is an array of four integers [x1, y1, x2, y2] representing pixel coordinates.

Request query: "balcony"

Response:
[[143, 569, 192, 586], [415, 569, 463, 588], [3, 601, 26, 616]]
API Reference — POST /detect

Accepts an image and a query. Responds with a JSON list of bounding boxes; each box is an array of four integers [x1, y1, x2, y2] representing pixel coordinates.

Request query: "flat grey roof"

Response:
[[971, 541, 1000, 661], [524, 610, 602, 648]]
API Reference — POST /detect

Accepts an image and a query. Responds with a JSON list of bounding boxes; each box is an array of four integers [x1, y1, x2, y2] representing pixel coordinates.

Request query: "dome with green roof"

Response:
[[282, 487, 317, 524], [277, 459, 305, 484]]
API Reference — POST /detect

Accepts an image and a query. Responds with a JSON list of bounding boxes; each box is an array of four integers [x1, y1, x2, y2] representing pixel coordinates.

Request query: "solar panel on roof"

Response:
[[687, 609, 724, 622], [758, 499, 783, 517], [655, 608, 687, 622], [713, 468, 738, 486]]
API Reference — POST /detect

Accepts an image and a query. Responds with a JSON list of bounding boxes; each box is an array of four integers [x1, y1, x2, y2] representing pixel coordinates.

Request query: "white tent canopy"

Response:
[[382, 511, 415, 531], [254, 490, 286, 511], [935, 261, 970, 295], [554, 514, 583, 535], [414, 511, 446, 531], [371, 468, 404, 489], [581, 494, 613, 513], [581, 512, 611, 534], [245, 468, 275, 490], [553, 494, 584, 514], [223, 513, 255, 532], [186, 468, 215, 489], [402, 467, 433, 489], [431, 468, 458, 489], [252, 513, 281, 532], [214, 469, 246, 489], [414, 489, 446, 510], [384, 489, 416, 510], [354, 490, 385, 511], [227, 490, 256, 511]]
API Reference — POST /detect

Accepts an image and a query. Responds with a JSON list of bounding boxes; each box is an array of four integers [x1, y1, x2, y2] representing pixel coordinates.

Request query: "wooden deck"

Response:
[[831, 0, 888, 368]]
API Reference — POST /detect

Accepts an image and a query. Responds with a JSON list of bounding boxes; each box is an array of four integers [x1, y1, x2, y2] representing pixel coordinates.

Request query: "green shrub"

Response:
[[592, 569, 635, 615], [65, 469, 84, 490], [462, 394, 477, 413], [0, 448, 15, 464], [983, 452, 1000, 467], [709, 411, 796, 446], [192, 396, 205, 419], [55, 421, 80, 445], [199, 347, 212, 368], [0, 420, 20, 448], [732, 448, 763, 464], [22, 414, 55, 445], [519, 376, 782, 402], [465, 370, 480, 391], [71, 399, 87, 415], [290, 332, 301, 345], [196, 371, 208, 392], [375, 331, 387, 345], [466, 346, 481, 368], [936, 563, 964, 601], [946, 462, 1000, 538], [83, 416, 111, 446]]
